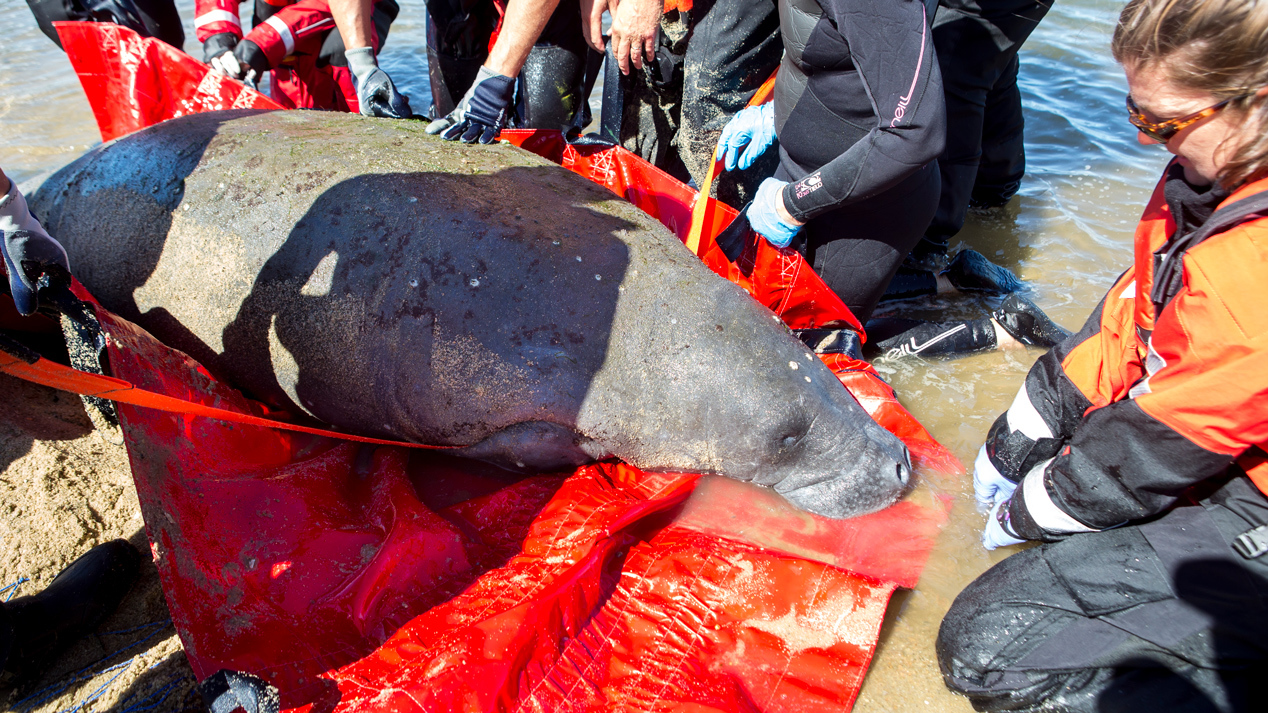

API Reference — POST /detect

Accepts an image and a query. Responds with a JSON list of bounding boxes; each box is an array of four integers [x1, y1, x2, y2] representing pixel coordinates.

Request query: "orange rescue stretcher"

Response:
[[0, 23, 961, 712]]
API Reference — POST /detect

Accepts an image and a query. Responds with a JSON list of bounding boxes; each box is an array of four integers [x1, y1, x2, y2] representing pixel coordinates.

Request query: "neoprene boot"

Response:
[[865, 317, 998, 359], [943, 249, 1023, 294], [880, 249, 1023, 302], [992, 294, 1071, 348], [0, 539, 141, 689], [864, 296, 1069, 359]]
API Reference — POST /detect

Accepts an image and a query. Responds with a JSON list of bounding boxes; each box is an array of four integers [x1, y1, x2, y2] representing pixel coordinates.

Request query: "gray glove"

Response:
[[0, 180, 69, 316], [346, 47, 412, 119], [424, 65, 516, 144]]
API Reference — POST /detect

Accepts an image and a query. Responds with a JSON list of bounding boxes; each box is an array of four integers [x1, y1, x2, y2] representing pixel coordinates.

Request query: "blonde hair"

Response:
[[1112, 0, 1268, 187]]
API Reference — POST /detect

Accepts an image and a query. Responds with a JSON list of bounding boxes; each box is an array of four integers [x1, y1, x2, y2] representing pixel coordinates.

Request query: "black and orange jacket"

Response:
[[981, 162, 1268, 539]]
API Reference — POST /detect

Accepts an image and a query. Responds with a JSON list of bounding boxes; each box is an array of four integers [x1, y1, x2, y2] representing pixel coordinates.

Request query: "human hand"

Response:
[[611, 0, 661, 74], [982, 497, 1025, 550], [716, 103, 776, 172], [346, 47, 413, 119], [203, 32, 238, 65], [579, 0, 610, 52], [973, 443, 1018, 509], [425, 66, 515, 144], [748, 178, 803, 249]]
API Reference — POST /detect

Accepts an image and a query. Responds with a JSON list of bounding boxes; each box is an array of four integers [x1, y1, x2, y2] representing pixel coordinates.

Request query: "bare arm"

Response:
[[0, 168, 9, 196], [484, 0, 563, 78], [328, 0, 373, 50]]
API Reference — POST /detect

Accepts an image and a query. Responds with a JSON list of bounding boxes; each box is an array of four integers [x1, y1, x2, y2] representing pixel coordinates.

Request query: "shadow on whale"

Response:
[[31, 109, 911, 518]]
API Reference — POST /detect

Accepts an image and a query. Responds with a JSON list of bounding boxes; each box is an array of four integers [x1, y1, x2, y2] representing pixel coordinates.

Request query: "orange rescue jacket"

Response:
[[981, 162, 1268, 538]]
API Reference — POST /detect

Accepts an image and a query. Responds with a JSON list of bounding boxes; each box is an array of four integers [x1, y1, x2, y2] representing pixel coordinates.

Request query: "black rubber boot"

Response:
[[943, 249, 1023, 294], [864, 317, 998, 359], [0, 540, 141, 688], [992, 294, 1071, 348]]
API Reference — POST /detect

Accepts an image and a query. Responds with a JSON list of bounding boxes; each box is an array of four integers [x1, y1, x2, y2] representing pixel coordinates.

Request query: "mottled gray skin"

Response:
[[31, 110, 911, 518]]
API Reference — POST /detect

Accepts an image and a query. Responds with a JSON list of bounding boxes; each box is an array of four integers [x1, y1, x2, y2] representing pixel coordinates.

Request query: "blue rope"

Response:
[[16, 620, 173, 712], [113, 676, 186, 713], [2, 577, 29, 601], [56, 660, 132, 713]]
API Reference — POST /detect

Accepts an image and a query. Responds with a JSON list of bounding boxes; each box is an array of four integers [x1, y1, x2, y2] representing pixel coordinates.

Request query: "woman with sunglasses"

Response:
[[937, 0, 1268, 709]]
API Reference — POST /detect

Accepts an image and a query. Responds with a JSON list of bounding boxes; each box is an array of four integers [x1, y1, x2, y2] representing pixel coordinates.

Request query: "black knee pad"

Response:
[[515, 45, 587, 130]]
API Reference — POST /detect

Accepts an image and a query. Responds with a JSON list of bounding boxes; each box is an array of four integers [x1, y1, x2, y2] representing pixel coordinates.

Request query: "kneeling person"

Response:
[[941, 1, 1268, 708]]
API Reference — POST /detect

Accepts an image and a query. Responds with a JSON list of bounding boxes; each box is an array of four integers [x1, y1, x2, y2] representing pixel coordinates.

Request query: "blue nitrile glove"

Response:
[[748, 178, 802, 249], [716, 103, 775, 172], [973, 443, 1018, 509], [425, 66, 516, 145], [982, 497, 1026, 550], [0, 181, 69, 316], [346, 47, 413, 119]]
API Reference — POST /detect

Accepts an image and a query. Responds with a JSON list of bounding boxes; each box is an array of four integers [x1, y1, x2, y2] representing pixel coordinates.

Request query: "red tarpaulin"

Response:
[[12, 22, 962, 712]]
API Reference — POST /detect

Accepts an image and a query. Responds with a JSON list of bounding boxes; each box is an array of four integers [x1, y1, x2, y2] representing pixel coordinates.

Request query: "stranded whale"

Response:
[[30, 109, 911, 518]]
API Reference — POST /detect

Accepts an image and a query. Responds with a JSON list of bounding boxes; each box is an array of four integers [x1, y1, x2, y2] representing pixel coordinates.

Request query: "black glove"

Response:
[[202, 32, 238, 64], [0, 182, 69, 316], [233, 39, 271, 78], [424, 66, 515, 144], [345, 47, 412, 119]]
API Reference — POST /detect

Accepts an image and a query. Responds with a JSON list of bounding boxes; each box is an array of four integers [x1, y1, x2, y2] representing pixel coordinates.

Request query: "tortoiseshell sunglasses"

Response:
[[1126, 94, 1247, 143]]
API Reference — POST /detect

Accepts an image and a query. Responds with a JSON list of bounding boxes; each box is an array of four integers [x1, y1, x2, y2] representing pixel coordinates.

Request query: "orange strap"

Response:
[[1242, 450, 1268, 497], [684, 70, 778, 256], [0, 345, 457, 450]]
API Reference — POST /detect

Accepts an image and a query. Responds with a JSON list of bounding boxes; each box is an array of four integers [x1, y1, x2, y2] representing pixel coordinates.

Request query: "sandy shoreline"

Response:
[[0, 370, 198, 713]]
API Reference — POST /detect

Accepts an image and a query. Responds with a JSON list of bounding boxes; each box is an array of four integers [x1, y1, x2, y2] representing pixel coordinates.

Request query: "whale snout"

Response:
[[896, 449, 913, 488], [763, 396, 916, 520]]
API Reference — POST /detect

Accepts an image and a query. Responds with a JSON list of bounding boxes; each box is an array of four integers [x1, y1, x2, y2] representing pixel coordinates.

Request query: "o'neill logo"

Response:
[[794, 173, 823, 198], [890, 8, 928, 128]]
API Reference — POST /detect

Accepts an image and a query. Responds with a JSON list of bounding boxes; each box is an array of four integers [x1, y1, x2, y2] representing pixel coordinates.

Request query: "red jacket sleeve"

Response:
[[244, 0, 342, 68], [195, 0, 244, 42]]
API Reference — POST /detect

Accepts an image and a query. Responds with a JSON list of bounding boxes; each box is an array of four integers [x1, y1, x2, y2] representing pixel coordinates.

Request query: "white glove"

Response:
[[210, 51, 244, 79], [973, 443, 1018, 510], [982, 498, 1026, 550]]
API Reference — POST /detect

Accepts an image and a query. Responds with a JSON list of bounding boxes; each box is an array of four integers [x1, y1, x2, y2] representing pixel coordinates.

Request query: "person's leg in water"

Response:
[[425, 0, 500, 117], [514, 0, 591, 131], [0, 540, 140, 689], [971, 53, 1026, 208], [619, 8, 693, 184], [938, 479, 1268, 712], [913, 0, 1051, 265], [863, 293, 1070, 360]]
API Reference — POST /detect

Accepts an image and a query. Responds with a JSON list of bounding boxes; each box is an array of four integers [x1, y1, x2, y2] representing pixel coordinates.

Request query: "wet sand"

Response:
[[0, 0, 1167, 710]]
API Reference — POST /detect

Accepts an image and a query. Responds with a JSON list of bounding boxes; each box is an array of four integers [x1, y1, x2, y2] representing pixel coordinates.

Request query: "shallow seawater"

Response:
[[1, 0, 1167, 710]]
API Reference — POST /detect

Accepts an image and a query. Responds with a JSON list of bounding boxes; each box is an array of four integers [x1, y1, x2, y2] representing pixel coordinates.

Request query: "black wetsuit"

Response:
[[773, 0, 945, 322], [915, 0, 1052, 260], [26, 0, 184, 49]]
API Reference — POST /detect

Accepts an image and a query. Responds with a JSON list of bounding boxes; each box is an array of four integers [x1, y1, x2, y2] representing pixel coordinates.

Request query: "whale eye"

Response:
[[782, 436, 798, 448]]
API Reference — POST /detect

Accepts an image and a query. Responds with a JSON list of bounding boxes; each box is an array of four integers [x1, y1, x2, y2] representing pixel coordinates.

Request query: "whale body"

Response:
[[30, 110, 911, 518]]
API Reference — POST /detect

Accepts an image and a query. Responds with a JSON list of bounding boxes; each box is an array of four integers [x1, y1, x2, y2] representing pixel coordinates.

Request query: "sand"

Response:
[[0, 370, 199, 713]]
